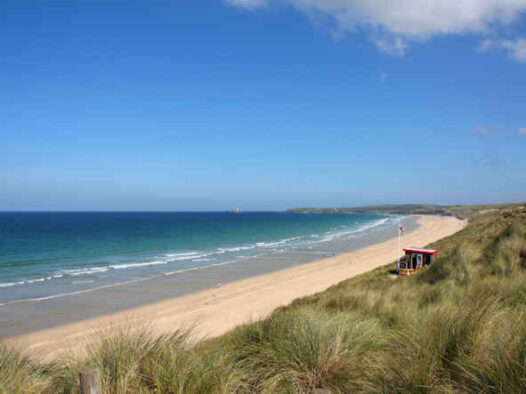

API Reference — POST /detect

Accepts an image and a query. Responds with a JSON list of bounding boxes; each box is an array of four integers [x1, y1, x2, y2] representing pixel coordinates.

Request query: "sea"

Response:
[[0, 212, 413, 336]]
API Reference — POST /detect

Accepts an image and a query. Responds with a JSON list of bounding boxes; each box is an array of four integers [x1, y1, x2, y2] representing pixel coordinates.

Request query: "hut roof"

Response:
[[403, 247, 439, 255]]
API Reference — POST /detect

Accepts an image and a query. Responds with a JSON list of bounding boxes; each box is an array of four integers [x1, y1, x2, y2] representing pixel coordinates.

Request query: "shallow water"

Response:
[[0, 212, 416, 337]]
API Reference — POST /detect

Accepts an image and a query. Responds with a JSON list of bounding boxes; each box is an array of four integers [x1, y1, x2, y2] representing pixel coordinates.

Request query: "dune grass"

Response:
[[0, 343, 53, 393], [1, 207, 525, 393]]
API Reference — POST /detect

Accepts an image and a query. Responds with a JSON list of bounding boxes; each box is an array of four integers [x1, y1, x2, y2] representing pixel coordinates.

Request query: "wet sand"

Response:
[[8, 215, 466, 357]]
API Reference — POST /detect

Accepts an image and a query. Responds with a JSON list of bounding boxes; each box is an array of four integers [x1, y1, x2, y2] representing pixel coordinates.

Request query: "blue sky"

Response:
[[1, 0, 525, 211]]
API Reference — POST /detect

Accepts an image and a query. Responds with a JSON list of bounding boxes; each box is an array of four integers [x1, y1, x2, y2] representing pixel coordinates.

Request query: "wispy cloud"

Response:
[[477, 37, 526, 62], [372, 37, 408, 57], [472, 125, 490, 136], [379, 71, 388, 82], [472, 125, 525, 137], [225, 0, 526, 57], [225, 0, 267, 9]]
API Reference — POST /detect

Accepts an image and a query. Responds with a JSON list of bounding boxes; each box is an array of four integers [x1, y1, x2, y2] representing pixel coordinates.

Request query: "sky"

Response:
[[1, 0, 525, 211]]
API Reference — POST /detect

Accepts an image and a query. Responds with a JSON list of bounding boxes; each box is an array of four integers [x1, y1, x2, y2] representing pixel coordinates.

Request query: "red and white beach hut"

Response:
[[397, 247, 439, 276]]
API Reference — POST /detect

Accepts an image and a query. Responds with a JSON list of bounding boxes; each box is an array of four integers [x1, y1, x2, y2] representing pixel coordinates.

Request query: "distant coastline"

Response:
[[287, 202, 526, 219]]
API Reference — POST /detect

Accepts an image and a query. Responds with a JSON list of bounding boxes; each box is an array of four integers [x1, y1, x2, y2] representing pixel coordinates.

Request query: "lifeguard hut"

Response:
[[397, 247, 438, 276]]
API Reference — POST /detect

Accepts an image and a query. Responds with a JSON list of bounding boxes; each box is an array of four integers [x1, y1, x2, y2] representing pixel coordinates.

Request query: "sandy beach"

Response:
[[9, 215, 465, 357]]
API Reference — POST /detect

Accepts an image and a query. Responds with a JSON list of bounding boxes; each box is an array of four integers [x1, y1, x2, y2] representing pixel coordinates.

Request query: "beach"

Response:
[[1, 212, 413, 337], [8, 215, 465, 357]]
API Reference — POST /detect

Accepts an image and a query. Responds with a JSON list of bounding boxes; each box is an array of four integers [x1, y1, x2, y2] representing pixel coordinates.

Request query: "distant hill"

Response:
[[287, 202, 526, 220]]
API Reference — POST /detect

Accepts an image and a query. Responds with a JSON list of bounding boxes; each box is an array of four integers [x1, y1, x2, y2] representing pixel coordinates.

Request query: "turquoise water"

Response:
[[0, 212, 394, 304]]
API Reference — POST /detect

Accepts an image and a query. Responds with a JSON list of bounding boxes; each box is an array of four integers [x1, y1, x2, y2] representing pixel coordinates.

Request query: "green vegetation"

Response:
[[287, 202, 526, 219], [1, 205, 525, 393]]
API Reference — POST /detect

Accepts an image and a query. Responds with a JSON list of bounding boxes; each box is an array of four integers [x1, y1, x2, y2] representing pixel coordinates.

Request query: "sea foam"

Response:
[[0, 214, 398, 298]]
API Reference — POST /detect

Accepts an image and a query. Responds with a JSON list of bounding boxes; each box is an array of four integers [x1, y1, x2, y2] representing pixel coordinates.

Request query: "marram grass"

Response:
[[1, 206, 525, 393]]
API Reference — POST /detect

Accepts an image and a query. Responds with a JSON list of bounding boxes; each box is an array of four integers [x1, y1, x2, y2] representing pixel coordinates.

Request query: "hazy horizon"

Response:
[[1, 200, 525, 213]]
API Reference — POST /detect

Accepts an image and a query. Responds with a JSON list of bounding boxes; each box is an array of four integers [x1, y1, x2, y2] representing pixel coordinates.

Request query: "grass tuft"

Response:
[[0, 343, 52, 393]]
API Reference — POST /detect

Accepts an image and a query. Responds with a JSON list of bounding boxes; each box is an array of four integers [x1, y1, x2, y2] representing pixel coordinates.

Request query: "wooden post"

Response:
[[79, 366, 102, 394]]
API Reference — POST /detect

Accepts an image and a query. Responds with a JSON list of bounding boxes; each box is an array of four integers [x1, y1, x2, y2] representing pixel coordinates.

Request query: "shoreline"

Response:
[[8, 215, 466, 357], [0, 214, 417, 338]]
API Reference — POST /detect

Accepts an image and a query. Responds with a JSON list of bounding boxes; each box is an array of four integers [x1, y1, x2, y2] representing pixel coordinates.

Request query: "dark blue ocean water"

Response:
[[0, 212, 394, 304]]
